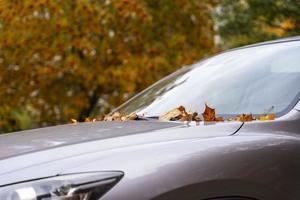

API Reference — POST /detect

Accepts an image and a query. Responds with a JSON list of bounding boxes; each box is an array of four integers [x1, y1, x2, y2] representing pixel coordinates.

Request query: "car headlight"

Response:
[[0, 171, 123, 200]]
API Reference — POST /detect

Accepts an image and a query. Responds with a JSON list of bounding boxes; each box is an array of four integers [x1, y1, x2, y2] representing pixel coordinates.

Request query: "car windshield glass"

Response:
[[117, 41, 300, 118]]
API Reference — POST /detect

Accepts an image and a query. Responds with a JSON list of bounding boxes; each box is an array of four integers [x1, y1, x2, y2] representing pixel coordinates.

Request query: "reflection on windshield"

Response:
[[117, 41, 300, 117]]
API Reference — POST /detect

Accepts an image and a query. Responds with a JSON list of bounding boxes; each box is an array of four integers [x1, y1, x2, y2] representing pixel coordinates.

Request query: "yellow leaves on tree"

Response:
[[0, 0, 216, 133], [262, 18, 296, 37]]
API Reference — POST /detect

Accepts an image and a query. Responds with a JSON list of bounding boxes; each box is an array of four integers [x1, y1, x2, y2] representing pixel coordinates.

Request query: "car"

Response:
[[0, 37, 300, 200]]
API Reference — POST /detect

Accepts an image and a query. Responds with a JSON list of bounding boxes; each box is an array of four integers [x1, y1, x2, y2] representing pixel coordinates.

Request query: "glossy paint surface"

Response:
[[0, 38, 300, 200], [0, 121, 242, 186], [0, 107, 299, 200], [0, 121, 180, 160]]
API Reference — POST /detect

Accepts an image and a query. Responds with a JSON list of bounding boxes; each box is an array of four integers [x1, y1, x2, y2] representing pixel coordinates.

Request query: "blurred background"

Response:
[[0, 0, 300, 133]]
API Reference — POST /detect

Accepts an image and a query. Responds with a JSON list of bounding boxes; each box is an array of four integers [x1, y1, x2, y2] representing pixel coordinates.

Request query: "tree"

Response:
[[0, 0, 216, 133], [214, 0, 300, 48]]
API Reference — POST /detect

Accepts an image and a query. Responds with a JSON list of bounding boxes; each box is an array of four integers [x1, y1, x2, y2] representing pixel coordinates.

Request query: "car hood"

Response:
[[0, 121, 242, 186], [0, 121, 181, 160]]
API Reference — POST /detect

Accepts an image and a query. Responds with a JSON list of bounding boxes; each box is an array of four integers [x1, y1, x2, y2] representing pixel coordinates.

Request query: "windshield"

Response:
[[117, 41, 300, 118]]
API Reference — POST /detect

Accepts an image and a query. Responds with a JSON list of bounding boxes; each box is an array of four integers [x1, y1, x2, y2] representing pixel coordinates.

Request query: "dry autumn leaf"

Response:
[[159, 105, 202, 122], [202, 103, 215, 121], [180, 112, 201, 122], [159, 105, 186, 121], [71, 104, 276, 125], [259, 114, 276, 121], [202, 104, 224, 122], [232, 114, 255, 122], [103, 112, 139, 121], [70, 119, 78, 123], [70, 112, 139, 123], [84, 117, 96, 122], [126, 113, 139, 120], [84, 117, 91, 122]]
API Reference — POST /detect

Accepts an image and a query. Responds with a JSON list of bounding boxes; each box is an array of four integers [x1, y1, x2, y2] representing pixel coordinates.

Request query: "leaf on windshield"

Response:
[[71, 104, 276, 124], [259, 113, 276, 121], [159, 105, 186, 121], [231, 114, 255, 122], [160, 104, 224, 122], [202, 104, 224, 122], [159, 105, 201, 122]]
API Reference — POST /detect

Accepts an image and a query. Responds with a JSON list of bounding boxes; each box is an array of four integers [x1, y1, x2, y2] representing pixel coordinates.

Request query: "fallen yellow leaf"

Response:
[[71, 119, 78, 123], [232, 114, 255, 122], [259, 114, 276, 121]]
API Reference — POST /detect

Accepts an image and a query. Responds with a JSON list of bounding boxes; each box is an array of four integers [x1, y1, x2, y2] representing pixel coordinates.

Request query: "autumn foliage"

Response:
[[214, 0, 300, 48], [0, 0, 215, 132]]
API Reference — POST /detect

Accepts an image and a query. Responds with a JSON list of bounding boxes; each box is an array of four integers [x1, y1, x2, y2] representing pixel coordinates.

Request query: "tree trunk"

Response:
[[78, 86, 101, 122]]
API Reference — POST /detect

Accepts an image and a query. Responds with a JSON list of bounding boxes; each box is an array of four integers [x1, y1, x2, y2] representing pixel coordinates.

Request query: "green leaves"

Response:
[[214, 0, 300, 48]]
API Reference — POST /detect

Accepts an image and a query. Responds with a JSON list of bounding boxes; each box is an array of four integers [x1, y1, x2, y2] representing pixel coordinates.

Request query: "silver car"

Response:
[[0, 37, 300, 200]]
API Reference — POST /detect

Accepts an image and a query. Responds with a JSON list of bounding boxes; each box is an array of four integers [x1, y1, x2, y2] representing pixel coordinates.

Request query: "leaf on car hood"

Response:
[[159, 105, 186, 121], [103, 112, 138, 121], [159, 104, 224, 122], [230, 114, 255, 122], [258, 113, 276, 121], [159, 105, 201, 122], [71, 104, 276, 124], [84, 117, 97, 122], [70, 112, 139, 123], [70, 118, 78, 123], [202, 103, 224, 122]]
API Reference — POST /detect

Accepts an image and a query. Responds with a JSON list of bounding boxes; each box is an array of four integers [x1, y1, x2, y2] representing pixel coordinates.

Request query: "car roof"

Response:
[[234, 35, 300, 50]]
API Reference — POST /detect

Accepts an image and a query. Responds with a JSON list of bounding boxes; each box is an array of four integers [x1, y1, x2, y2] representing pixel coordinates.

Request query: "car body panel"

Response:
[[72, 108, 300, 200], [0, 121, 242, 186], [0, 121, 179, 160], [1, 108, 299, 200], [73, 134, 300, 200]]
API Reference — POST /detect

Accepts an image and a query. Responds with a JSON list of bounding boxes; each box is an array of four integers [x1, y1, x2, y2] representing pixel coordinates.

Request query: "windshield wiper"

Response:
[[135, 115, 159, 121]]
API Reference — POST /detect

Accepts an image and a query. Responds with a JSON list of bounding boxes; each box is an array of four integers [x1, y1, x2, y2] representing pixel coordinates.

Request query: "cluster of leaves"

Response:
[[230, 113, 275, 122], [158, 104, 224, 122], [159, 104, 276, 123], [102, 112, 138, 121], [0, 0, 215, 133], [71, 103, 276, 125], [71, 112, 138, 124], [159, 104, 224, 123], [159, 105, 201, 122], [70, 102, 276, 124]]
